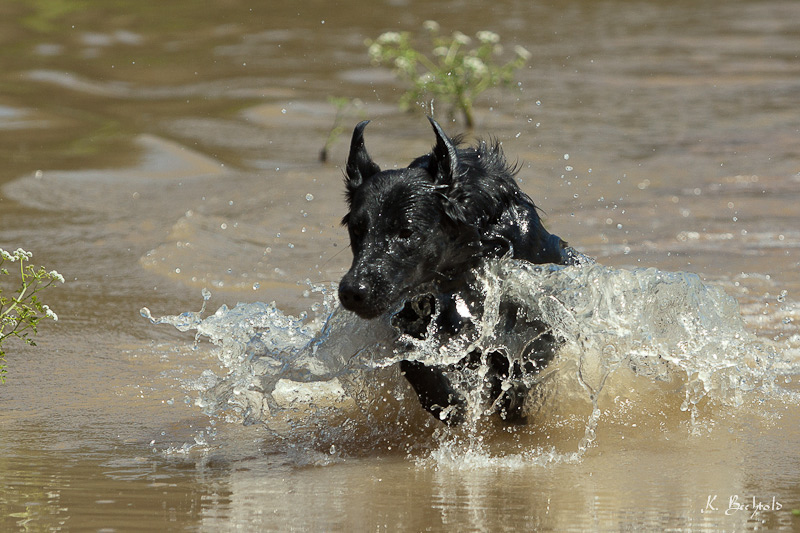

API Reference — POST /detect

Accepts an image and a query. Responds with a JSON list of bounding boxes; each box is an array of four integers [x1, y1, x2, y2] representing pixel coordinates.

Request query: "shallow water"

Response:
[[2, 0, 800, 530]]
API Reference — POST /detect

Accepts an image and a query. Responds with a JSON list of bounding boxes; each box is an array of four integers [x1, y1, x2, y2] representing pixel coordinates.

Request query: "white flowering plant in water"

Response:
[[0, 247, 64, 382], [365, 20, 531, 128]]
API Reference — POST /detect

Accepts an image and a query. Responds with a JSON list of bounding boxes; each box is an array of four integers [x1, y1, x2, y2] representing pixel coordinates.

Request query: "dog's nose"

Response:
[[338, 278, 370, 312]]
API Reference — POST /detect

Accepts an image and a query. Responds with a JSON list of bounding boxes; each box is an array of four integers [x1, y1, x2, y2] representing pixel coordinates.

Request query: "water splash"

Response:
[[495, 261, 788, 445], [144, 259, 794, 459], [141, 287, 212, 333]]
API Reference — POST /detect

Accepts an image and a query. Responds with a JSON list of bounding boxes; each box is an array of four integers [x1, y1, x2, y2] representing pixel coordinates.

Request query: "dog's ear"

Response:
[[345, 120, 381, 202], [428, 117, 460, 186], [428, 117, 469, 225]]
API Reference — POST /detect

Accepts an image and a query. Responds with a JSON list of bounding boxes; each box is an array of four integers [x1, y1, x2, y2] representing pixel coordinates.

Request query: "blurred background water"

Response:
[[1, 0, 799, 530]]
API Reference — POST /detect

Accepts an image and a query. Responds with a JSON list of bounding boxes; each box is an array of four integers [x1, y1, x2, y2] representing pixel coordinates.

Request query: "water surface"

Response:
[[1, 0, 799, 530]]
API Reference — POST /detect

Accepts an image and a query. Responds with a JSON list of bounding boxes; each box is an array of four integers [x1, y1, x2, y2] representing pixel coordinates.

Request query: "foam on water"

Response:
[[142, 258, 796, 462]]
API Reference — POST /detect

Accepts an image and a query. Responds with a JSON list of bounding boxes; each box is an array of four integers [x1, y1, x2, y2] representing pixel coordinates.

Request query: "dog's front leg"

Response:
[[399, 360, 466, 424]]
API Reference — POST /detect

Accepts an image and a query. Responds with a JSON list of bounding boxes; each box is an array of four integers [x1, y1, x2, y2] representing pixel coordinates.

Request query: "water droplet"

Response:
[[306, 193, 314, 201], [563, 153, 570, 160], [252, 282, 260, 291]]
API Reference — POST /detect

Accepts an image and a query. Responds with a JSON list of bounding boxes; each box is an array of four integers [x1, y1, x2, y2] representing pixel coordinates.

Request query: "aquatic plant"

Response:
[[0, 247, 64, 382], [365, 21, 531, 128]]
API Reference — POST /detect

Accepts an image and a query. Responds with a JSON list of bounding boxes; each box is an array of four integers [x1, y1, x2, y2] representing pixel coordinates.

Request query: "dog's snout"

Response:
[[338, 277, 377, 317], [339, 279, 367, 304]]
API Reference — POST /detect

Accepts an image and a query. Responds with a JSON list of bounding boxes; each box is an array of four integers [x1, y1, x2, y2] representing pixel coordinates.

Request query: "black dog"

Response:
[[338, 117, 578, 423]]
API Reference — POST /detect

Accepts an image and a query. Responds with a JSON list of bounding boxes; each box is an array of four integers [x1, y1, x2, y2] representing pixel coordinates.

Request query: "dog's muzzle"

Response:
[[338, 275, 383, 319]]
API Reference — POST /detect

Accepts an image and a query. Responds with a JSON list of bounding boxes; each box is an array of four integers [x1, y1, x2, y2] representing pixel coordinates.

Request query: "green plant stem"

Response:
[[1, 262, 31, 323], [1, 274, 53, 326]]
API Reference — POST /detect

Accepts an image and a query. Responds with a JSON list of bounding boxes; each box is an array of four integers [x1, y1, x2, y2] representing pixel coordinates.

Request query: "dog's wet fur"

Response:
[[338, 117, 578, 424]]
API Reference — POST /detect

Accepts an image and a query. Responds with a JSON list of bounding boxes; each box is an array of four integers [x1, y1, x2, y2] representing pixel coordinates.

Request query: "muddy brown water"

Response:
[[1, 0, 799, 530]]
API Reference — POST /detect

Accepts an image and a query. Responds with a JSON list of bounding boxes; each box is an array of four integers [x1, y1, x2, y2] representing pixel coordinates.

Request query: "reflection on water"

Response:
[[2, 0, 800, 530]]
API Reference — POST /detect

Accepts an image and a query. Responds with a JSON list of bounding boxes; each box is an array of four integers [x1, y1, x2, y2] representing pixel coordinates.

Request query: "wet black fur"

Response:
[[338, 117, 576, 423]]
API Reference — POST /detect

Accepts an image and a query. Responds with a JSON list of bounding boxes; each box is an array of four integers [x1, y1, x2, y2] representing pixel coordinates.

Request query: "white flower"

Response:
[[464, 56, 488, 75], [14, 248, 33, 261], [423, 20, 440, 33], [394, 57, 413, 71], [367, 42, 383, 61], [0, 249, 14, 262], [476, 30, 500, 44], [377, 31, 402, 45], [432, 46, 449, 57], [452, 31, 471, 45], [43, 305, 58, 321], [14, 248, 32, 261], [49, 270, 65, 283], [514, 45, 532, 61]]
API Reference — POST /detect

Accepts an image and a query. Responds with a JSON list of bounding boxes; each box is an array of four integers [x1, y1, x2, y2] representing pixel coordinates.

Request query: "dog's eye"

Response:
[[398, 228, 413, 240]]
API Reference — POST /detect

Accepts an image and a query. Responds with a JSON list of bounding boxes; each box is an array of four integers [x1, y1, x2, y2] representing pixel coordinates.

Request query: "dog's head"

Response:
[[338, 118, 480, 319]]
